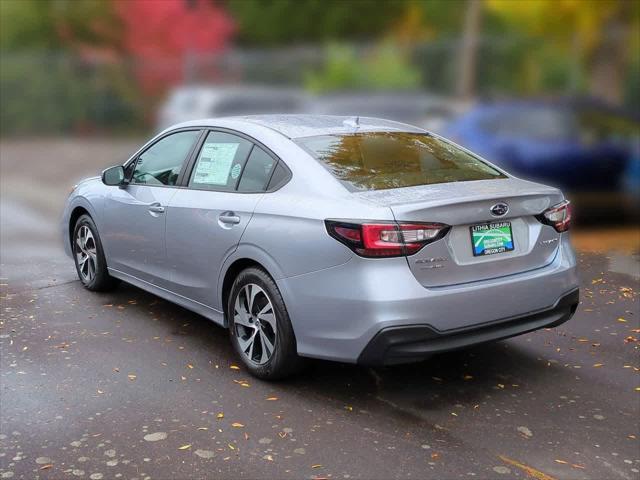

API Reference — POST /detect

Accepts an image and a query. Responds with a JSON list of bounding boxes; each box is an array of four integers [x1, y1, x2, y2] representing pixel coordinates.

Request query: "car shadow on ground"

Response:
[[99, 281, 573, 423]]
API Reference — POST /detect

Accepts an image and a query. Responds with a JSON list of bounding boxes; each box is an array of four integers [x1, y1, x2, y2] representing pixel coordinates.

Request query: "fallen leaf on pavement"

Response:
[[499, 455, 556, 480]]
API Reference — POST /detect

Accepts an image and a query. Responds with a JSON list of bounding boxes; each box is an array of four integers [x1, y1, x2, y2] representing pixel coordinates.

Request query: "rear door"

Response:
[[165, 130, 279, 311], [102, 129, 201, 285]]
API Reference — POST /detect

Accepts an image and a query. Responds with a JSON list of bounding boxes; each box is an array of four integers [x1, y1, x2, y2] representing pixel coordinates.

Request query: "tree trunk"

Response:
[[457, 0, 483, 100], [587, 1, 632, 106]]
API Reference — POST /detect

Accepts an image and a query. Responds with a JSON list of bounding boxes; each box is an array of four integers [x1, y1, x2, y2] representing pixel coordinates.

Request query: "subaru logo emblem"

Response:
[[490, 202, 509, 217]]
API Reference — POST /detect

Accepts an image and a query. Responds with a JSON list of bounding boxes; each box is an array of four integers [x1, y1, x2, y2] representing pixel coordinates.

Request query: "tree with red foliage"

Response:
[[113, 0, 235, 94]]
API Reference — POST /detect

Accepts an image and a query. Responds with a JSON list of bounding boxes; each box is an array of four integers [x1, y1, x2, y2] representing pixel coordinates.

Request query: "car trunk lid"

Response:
[[354, 178, 564, 287]]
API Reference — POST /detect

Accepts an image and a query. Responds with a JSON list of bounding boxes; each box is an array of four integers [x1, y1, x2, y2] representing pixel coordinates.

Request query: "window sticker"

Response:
[[193, 143, 239, 186], [230, 163, 242, 179]]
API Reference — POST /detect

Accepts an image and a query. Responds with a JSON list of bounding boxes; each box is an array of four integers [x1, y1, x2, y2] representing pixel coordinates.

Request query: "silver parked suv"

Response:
[[62, 115, 579, 379]]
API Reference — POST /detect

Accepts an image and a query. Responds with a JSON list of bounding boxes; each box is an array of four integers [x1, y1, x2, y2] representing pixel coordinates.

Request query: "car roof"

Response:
[[170, 114, 426, 139]]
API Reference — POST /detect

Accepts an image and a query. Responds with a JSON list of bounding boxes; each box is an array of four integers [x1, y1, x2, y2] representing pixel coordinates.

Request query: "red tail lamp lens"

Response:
[[326, 221, 449, 258], [537, 200, 571, 232]]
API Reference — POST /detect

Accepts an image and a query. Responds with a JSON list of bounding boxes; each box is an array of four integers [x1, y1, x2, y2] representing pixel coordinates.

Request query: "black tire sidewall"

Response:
[[227, 267, 300, 379], [72, 215, 113, 291]]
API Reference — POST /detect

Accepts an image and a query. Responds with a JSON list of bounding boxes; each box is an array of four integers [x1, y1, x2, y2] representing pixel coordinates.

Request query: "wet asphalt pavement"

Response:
[[1, 139, 639, 480]]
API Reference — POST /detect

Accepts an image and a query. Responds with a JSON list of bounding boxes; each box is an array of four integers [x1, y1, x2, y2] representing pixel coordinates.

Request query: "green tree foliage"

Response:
[[0, 0, 135, 135], [487, 0, 640, 104], [227, 0, 406, 45], [304, 42, 421, 92], [0, 0, 60, 50], [0, 0, 121, 51]]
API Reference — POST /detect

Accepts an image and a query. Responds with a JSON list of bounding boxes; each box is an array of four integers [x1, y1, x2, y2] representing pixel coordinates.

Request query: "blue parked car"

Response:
[[444, 99, 639, 219]]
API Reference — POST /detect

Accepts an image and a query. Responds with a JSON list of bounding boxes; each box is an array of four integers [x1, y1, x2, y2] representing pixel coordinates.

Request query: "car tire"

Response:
[[72, 214, 119, 292], [227, 267, 304, 380]]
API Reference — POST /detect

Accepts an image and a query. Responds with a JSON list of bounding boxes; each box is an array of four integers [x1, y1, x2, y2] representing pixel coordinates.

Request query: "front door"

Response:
[[102, 129, 200, 286]]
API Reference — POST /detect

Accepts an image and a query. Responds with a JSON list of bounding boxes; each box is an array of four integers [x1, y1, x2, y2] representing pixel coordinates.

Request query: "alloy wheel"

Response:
[[233, 283, 277, 365], [75, 225, 97, 283]]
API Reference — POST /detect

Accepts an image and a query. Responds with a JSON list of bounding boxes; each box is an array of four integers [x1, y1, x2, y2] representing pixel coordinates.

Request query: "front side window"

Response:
[[132, 130, 199, 186], [296, 132, 505, 191], [189, 131, 252, 191], [237, 146, 276, 192]]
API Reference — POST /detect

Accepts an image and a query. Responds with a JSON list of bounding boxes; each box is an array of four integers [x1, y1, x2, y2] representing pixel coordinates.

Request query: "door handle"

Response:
[[219, 212, 241, 225], [147, 202, 165, 214]]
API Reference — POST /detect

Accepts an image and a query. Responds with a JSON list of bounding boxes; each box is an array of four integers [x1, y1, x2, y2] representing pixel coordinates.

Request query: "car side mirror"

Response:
[[102, 165, 125, 186]]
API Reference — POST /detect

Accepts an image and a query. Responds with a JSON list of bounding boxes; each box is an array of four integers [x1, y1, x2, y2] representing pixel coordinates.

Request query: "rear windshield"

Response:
[[296, 132, 506, 191]]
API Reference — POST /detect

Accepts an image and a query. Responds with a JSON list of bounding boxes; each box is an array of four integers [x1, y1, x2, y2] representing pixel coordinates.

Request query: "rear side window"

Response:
[[189, 131, 252, 191], [296, 132, 505, 191], [237, 146, 275, 192]]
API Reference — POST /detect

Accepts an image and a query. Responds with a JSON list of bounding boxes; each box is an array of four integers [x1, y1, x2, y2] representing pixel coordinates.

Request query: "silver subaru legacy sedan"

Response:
[[62, 115, 579, 379]]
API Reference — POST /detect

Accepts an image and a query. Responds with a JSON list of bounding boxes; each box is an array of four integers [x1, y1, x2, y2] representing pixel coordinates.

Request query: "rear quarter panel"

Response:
[[235, 183, 393, 280]]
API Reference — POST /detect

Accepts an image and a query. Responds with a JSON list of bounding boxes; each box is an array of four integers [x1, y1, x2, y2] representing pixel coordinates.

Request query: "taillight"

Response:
[[325, 220, 449, 258], [536, 200, 572, 232]]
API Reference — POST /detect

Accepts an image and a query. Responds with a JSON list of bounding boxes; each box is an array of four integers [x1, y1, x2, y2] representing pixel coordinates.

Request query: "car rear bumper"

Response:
[[358, 288, 578, 366], [277, 235, 579, 364]]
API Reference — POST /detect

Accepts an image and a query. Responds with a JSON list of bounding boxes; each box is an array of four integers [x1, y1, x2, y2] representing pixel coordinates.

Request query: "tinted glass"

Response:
[[189, 131, 252, 190], [132, 130, 199, 186], [237, 146, 275, 192], [296, 132, 505, 191], [267, 162, 290, 190]]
